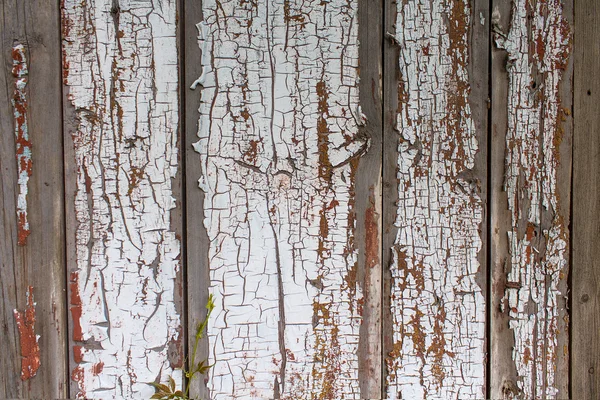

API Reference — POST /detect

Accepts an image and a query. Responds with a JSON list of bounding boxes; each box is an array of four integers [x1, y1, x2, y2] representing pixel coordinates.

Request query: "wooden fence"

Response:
[[0, 0, 598, 398]]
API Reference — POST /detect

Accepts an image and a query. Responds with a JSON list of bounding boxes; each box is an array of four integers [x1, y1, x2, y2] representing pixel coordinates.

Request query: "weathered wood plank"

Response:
[[572, 0, 600, 397], [490, 0, 572, 398], [183, 0, 211, 398], [354, 0, 383, 397], [61, 0, 184, 397], [0, 0, 68, 397], [383, 0, 489, 398], [187, 0, 374, 397]]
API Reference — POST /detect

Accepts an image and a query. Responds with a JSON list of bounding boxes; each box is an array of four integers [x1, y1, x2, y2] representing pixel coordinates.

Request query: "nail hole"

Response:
[[588, 90, 592, 96], [581, 294, 590, 303], [589, 367, 595, 374]]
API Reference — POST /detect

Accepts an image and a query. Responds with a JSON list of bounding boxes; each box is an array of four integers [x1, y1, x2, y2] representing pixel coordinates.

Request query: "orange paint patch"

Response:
[[70, 272, 84, 342], [92, 362, 104, 375], [73, 345, 84, 364], [13, 286, 41, 380]]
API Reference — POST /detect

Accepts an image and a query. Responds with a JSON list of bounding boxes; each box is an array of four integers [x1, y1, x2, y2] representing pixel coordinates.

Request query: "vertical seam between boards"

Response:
[[179, 0, 190, 391], [486, 0, 493, 397], [57, 0, 71, 395]]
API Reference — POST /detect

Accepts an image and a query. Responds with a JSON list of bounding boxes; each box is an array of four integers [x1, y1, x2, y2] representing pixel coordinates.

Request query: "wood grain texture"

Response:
[[490, 0, 573, 398], [184, 0, 212, 398], [572, 0, 600, 398], [383, 0, 489, 398], [354, 0, 383, 397], [61, 0, 183, 397], [0, 0, 68, 398]]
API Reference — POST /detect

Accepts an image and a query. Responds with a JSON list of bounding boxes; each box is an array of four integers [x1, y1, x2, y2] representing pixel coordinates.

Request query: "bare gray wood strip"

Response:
[[183, 0, 211, 398], [572, 0, 600, 398], [354, 0, 383, 396], [490, 0, 573, 398], [382, 0, 399, 395], [0, 0, 68, 397]]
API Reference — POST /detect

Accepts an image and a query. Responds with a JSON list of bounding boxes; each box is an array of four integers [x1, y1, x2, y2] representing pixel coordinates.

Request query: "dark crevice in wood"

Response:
[[58, 0, 71, 395], [179, 0, 190, 392], [486, 0, 493, 397]]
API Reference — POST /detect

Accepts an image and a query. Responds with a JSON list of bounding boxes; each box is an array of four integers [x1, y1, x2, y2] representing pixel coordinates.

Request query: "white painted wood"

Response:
[[492, 0, 571, 397], [385, 1, 486, 398], [62, 0, 181, 397], [191, 0, 367, 397]]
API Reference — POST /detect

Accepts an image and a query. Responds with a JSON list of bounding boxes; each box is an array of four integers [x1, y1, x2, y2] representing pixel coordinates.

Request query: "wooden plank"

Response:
[[186, 0, 376, 397], [183, 0, 211, 398], [61, 0, 184, 397], [354, 0, 383, 397], [489, 0, 573, 398], [572, 0, 600, 398], [0, 0, 68, 398], [382, 0, 489, 398]]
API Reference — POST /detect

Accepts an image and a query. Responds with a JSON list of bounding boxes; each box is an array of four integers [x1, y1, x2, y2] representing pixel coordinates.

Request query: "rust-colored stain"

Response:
[[71, 365, 86, 397], [317, 207, 329, 261], [92, 362, 104, 375], [73, 345, 84, 364], [524, 347, 532, 365], [60, 0, 71, 83], [365, 186, 379, 269], [244, 139, 260, 164], [13, 286, 41, 380], [316, 81, 332, 183], [70, 272, 83, 342]]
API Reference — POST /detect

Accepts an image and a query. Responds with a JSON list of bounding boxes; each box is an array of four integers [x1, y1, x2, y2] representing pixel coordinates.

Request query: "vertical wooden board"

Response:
[[186, 0, 376, 397], [572, 0, 600, 398], [490, 0, 572, 398], [383, 0, 489, 398], [0, 0, 68, 398], [61, 0, 184, 397], [184, 0, 211, 398], [354, 0, 383, 397]]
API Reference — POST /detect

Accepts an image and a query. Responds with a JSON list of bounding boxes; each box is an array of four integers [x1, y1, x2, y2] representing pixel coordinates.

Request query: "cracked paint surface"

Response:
[[494, 0, 571, 398], [191, 0, 367, 396], [386, 1, 485, 399], [62, 0, 181, 397], [13, 286, 41, 381], [12, 43, 31, 246]]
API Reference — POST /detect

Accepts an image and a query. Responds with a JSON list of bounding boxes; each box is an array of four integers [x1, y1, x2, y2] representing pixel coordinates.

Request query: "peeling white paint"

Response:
[[62, 0, 181, 398], [12, 43, 32, 246], [191, 0, 366, 397], [494, 0, 571, 397], [386, 1, 485, 399]]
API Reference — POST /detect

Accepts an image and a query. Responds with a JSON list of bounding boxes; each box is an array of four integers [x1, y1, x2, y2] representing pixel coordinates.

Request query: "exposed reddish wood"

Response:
[[13, 286, 40, 380], [69, 272, 83, 343], [365, 187, 380, 270]]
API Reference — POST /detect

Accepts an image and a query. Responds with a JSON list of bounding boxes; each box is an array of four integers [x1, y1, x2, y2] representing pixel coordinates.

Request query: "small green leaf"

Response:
[[206, 293, 215, 313], [169, 375, 176, 392], [149, 382, 172, 395]]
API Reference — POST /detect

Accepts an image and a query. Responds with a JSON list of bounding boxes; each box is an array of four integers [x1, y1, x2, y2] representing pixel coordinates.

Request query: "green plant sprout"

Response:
[[149, 294, 216, 399]]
